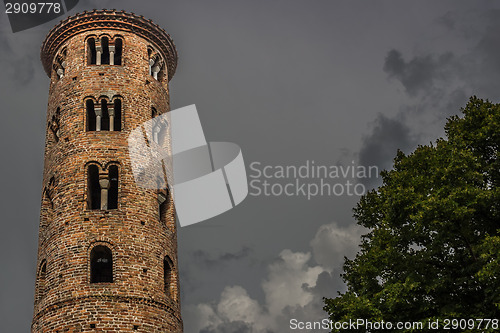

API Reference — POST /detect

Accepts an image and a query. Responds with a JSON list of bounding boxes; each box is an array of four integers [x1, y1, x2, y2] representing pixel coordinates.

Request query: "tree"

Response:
[[324, 97, 500, 332]]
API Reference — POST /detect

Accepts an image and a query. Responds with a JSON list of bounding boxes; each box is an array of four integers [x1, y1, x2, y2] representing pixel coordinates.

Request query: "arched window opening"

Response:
[[151, 107, 167, 144], [158, 118, 168, 145], [45, 177, 56, 209], [100, 100, 110, 131], [108, 165, 119, 210], [149, 52, 163, 81], [158, 65, 165, 82], [53, 49, 66, 80], [41, 189, 53, 223], [86, 100, 96, 131], [112, 99, 122, 131], [40, 260, 47, 276], [87, 165, 100, 210], [87, 38, 97, 65], [55, 63, 64, 80], [152, 120, 168, 146], [148, 48, 153, 75], [151, 107, 159, 118], [38, 260, 47, 299], [87, 99, 117, 132], [101, 37, 110, 65], [163, 256, 173, 297], [158, 191, 168, 224], [90, 245, 113, 283], [49, 108, 61, 142], [114, 38, 123, 65]]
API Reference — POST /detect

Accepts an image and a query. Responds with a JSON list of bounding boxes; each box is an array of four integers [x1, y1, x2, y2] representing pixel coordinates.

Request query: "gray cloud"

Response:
[[466, 10, 500, 99], [0, 15, 40, 85], [383, 49, 455, 97], [184, 222, 362, 333], [358, 114, 418, 187], [192, 247, 253, 266], [178, 245, 258, 306], [366, 8, 500, 180]]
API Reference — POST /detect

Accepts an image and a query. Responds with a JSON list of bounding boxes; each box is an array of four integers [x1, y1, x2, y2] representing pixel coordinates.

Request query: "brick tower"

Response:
[[32, 10, 182, 332]]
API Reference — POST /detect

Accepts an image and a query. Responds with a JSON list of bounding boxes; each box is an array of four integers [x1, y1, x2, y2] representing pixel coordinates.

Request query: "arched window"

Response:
[[86, 100, 96, 131], [151, 107, 159, 118], [163, 256, 173, 297], [87, 165, 100, 210], [101, 37, 110, 65], [108, 165, 119, 210], [87, 38, 97, 65], [90, 245, 113, 283], [155, 121, 168, 145], [40, 260, 47, 278], [158, 118, 168, 145], [87, 98, 121, 132], [41, 188, 53, 224], [100, 99, 110, 131], [148, 50, 164, 81], [151, 107, 168, 144], [158, 191, 168, 224], [158, 64, 166, 82], [87, 164, 119, 210], [148, 48, 153, 75], [112, 99, 122, 131], [45, 177, 56, 209], [49, 107, 61, 142], [38, 260, 47, 299], [114, 38, 123, 66]]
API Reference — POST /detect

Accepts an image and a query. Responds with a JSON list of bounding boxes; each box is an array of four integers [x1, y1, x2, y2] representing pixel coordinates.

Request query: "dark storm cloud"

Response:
[[443, 89, 468, 118], [178, 245, 258, 304], [467, 9, 500, 99], [383, 49, 455, 97], [305, 270, 341, 299], [358, 114, 418, 187], [192, 247, 253, 266]]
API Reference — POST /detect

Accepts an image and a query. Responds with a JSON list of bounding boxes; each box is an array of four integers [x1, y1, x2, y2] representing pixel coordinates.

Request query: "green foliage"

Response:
[[324, 97, 500, 332]]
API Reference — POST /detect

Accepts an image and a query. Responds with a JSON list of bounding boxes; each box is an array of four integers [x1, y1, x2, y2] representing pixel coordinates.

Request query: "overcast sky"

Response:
[[2, 1, 500, 332]]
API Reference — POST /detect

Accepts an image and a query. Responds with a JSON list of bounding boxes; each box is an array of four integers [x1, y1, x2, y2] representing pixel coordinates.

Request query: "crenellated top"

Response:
[[40, 9, 178, 80]]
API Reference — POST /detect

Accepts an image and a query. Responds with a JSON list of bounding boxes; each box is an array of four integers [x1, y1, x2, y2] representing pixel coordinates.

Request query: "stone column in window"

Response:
[[96, 40, 102, 65], [149, 58, 155, 76], [153, 125, 161, 143], [108, 105, 115, 131], [109, 45, 115, 66], [95, 107, 102, 131], [152, 65, 160, 80], [99, 178, 110, 210]]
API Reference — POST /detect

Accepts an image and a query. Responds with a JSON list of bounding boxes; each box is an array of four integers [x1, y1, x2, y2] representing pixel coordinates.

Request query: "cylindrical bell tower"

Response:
[[32, 9, 182, 333]]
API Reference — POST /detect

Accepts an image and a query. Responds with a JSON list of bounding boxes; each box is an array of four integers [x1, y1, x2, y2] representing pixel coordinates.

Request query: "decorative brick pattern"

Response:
[[32, 10, 182, 333]]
